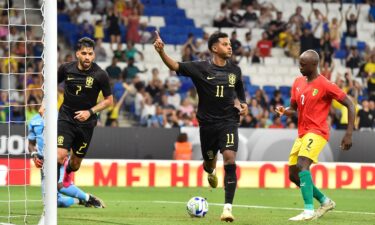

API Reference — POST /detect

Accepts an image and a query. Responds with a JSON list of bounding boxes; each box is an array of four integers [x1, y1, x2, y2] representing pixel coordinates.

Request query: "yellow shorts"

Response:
[[288, 133, 327, 165]]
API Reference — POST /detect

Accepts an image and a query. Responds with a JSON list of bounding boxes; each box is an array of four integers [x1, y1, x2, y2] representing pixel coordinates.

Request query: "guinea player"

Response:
[[57, 37, 113, 191], [276, 50, 355, 221], [154, 31, 248, 222]]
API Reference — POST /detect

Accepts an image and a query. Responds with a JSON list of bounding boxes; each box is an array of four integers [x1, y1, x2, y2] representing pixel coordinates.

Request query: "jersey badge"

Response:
[[312, 88, 318, 96], [228, 73, 236, 87], [57, 136, 64, 146], [85, 76, 94, 88]]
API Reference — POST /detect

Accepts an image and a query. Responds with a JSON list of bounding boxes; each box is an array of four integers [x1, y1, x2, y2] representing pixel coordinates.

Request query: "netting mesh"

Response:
[[0, 0, 44, 224]]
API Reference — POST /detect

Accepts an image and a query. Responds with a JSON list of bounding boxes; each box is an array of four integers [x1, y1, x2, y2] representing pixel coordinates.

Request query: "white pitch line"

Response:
[[109, 200, 375, 216]]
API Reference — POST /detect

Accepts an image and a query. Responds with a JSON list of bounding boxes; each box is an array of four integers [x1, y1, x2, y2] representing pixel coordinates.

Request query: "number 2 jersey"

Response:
[[58, 61, 112, 128], [177, 60, 246, 125], [291, 74, 346, 140]]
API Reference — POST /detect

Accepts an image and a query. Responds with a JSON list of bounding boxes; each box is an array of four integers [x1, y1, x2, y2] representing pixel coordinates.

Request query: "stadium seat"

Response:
[[334, 49, 347, 59], [263, 85, 277, 99], [357, 41, 366, 51], [248, 85, 260, 97], [279, 86, 291, 97]]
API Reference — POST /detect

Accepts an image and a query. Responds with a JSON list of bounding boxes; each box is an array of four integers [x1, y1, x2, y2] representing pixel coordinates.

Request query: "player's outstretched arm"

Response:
[[28, 140, 43, 168], [275, 101, 297, 117], [339, 95, 355, 151], [154, 31, 179, 71]]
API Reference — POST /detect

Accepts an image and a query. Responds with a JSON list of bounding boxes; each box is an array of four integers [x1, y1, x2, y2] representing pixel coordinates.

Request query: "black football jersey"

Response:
[[177, 59, 246, 125], [58, 61, 111, 127]]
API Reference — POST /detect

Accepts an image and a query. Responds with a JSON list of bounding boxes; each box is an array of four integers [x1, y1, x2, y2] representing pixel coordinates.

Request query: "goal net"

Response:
[[0, 0, 56, 224]]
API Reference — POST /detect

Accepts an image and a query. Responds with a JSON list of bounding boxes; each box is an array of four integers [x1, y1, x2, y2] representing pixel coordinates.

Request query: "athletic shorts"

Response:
[[199, 122, 238, 161], [289, 132, 327, 165], [57, 120, 94, 158]]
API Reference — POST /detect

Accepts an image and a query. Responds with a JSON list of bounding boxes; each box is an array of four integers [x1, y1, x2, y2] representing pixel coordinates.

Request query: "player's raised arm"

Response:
[[338, 95, 355, 151], [154, 31, 179, 71]]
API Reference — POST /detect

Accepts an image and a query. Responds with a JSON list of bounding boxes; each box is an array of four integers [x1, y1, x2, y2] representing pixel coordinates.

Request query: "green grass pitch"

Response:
[[0, 186, 374, 225]]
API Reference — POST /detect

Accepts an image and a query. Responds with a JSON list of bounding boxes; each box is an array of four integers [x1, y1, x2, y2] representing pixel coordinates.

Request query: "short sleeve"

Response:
[[98, 71, 112, 97], [177, 61, 199, 78], [326, 81, 346, 101]]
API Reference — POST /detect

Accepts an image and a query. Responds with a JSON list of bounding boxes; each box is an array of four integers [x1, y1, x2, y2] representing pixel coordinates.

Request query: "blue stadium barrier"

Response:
[[279, 85, 291, 97], [263, 85, 277, 97]]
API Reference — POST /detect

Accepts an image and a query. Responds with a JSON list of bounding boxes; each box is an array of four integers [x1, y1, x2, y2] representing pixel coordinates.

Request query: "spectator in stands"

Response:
[[365, 55, 375, 100], [9, 9, 24, 25], [105, 85, 128, 127], [369, 1, 375, 22], [186, 88, 198, 108], [213, 3, 231, 28], [254, 89, 268, 109], [107, 7, 121, 51], [243, 5, 258, 28], [346, 47, 362, 75], [249, 98, 263, 120], [106, 57, 122, 81], [356, 99, 375, 130], [257, 6, 273, 29], [0, 16, 8, 40], [166, 88, 181, 111], [125, 8, 141, 44], [134, 81, 146, 121], [256, 32, 273, 58], [94, 39, 107, 62], [320, 60, 335, 81], [124, 41, 144, 62], [265, 23, 278, 47], [300, 27, 317, 55], [65, 0, 78, 23], [140, 93, 157, 126], [130, 0, 144, 15], [78, 20, 94, 39], [329, 10, 344, 49], [179, 98, 194, 117], [240, 113, 257, 128], [345, 5, 361, 49], [364, 54, 375, 78], [173, 133, 192, 160], [285, 27, 301, 62], [196, 32, 210, 60], [123, 57, 147, 83], [182, 33, 199, 58], [228, 4, 245, 27], [320, 32, 334, 65], [270, 11, 286, 38], [0, 91, 8, 122], [94, 20, 104, 42], [289, 6, 305, 28], [251, 48, 261, 64], [308, 5, 326, 40], [145, 68, 163, 101], [94, 0, 113, 15], [181, 46, 197, 62], [77, 0, 92, 24], [270, 90, 284, 110], [230, 31, 244, 58], [242, 32, 253, 62], [139, 22, 153, 44], [269, 115, 284, 129]]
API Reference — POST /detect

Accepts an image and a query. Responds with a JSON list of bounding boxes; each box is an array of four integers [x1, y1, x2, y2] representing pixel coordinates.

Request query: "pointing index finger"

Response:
[[155, 31, 160, 39]]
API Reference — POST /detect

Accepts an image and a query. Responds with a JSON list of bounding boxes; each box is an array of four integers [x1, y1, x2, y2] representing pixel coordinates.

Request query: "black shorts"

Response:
[[199, 122, 238, 161], [57, 120, 94, 158]]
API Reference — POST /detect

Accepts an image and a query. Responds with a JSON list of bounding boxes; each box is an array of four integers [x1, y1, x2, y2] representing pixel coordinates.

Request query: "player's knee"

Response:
[[289, 174, 300, 187], [57, 150, 67, 164]]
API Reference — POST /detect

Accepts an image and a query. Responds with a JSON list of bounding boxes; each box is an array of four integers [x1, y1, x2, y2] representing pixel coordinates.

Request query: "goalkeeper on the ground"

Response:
[[28, 106, 105, 208]]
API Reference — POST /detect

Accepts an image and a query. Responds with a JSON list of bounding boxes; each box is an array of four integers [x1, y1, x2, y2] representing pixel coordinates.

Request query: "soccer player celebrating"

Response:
[[29, 106, 105, 208], [275, 50, 355, 221], [154, 31, 248, 222], [57, 38, 113, 190]]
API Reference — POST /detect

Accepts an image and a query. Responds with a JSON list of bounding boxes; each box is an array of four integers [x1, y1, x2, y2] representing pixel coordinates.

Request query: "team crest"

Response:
[[312, 89, 319, 96], [85, 76, 94, 88], [57, 136, 64, 146], [228, 73, 236, 87]]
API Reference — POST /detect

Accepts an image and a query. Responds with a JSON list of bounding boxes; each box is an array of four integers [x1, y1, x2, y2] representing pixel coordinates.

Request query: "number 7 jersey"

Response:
[[291, 75, 346, 140]]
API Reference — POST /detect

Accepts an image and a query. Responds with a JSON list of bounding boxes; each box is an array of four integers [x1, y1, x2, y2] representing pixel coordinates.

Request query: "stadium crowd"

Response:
[[0, 0, 374, 131]]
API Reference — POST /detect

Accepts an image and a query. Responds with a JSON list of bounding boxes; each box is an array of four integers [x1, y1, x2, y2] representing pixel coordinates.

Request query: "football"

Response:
[[186, 197, 208, 217]]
